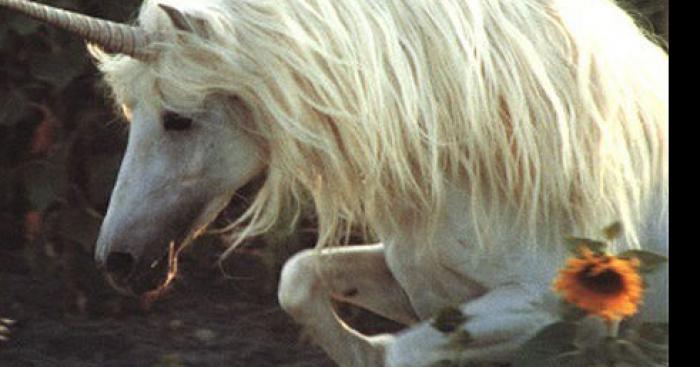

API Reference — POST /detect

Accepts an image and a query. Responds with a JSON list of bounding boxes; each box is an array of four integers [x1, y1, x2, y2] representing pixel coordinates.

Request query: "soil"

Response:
[[0, 242, 363, 367]]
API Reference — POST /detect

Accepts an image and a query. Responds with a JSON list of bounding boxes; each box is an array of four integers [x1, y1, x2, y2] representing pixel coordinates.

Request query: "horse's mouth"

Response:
[[105, 241, 182, 302], [141, 241, 181, 303]]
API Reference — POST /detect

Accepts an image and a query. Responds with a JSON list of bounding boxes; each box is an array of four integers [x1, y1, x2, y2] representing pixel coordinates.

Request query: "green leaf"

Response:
[[603, 222, 623, 240], [58, 207, 102, 250], [428, 362, 455, 367], [628, 322, 669, 363], [29, 40, 88, 91], [565, 237, 607, 255], [0, 88, 28, 127], [22, 141, 72, 211], [511, 322, 579, 367], [618, 250, 668, 273], [154, 352, 186, 367], [6, 16, 42, 36], [560, 302, 588, 322], [547, 352, 591, 367], [608, 339, 661, 367], [573, 317, 608, 350], [23, 161, 64, 212], [636, 322, 668, 345]]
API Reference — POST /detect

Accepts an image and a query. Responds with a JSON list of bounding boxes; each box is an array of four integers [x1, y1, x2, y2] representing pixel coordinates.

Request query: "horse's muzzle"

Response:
[[96, 242, 178, 296]]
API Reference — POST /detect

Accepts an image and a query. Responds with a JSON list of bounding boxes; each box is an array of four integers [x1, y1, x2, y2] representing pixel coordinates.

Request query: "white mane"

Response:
[[93, 0, 668, 252]]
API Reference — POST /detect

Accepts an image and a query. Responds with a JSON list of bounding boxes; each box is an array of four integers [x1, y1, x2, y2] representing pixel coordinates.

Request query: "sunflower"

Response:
[[553, 247, 644, 321]]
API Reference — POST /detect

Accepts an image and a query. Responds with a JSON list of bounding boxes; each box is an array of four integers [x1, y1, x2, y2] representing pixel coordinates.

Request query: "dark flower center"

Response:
[[577, 265, 625, 295]]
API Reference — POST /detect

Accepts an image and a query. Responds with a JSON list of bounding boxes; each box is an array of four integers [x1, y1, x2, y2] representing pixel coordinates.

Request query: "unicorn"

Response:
[[0, 0, 668, 365]]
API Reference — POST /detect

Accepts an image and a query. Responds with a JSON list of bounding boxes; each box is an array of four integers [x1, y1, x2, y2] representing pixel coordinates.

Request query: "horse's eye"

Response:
[[162, 111, 193, 131]]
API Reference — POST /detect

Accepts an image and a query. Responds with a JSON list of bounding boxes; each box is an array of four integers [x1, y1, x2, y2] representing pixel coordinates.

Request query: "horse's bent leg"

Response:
[[385, 285, 557, 367], [278, 244, 418, 367]]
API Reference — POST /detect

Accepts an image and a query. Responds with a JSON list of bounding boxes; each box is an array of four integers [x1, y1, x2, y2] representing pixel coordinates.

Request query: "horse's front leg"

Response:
[[385, 284, 557, 367], [278, 244, 418, 367]]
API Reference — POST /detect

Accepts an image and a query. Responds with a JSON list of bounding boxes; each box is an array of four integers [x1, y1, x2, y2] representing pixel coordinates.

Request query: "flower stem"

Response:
[[606, 319, 620, 338]]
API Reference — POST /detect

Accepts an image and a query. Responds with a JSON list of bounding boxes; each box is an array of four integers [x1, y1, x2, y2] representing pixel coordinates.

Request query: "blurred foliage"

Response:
[[0, 0, 163, 315], [0, 0, 668, 316]]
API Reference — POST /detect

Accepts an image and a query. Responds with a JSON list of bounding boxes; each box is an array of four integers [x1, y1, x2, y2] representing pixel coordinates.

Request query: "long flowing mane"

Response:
[[93, 0, 668, 252]]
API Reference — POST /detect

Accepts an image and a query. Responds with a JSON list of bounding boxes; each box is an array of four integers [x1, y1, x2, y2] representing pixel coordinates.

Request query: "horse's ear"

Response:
[[158, 4, 197, 33]]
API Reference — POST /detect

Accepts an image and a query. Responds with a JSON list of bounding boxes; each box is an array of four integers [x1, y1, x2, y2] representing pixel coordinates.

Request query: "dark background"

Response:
[[0, 1, 668, 366]]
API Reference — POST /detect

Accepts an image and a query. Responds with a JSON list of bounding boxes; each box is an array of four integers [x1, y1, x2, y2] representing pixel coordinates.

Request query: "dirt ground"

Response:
[[0, 241, 398, 367]]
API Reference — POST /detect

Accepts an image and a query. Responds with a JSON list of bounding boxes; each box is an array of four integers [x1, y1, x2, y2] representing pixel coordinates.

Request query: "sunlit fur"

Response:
[[92, 0, 668, 254]]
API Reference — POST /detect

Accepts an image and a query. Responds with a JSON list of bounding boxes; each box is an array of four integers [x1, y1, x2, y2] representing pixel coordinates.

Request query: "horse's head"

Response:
[[0, 0, 266, 295], [94, 98, 264, 295]]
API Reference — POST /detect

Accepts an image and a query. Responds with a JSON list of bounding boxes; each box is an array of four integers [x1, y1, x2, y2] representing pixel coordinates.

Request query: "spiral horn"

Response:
[[0, 0, 153, 60]]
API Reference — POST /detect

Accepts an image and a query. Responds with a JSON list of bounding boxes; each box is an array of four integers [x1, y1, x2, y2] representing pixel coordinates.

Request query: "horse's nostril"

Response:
[[105, 252, 136, 281]]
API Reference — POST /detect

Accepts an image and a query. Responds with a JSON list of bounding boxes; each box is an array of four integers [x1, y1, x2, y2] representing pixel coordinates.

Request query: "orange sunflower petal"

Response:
[[553, 251, 644, 321]]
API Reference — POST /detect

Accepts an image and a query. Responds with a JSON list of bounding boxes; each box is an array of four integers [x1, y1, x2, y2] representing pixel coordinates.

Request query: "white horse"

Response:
[[1, 0, 668, 365]]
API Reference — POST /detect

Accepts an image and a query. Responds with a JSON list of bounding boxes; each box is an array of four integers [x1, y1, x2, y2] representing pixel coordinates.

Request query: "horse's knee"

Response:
[[278, 249, 321, 320]]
